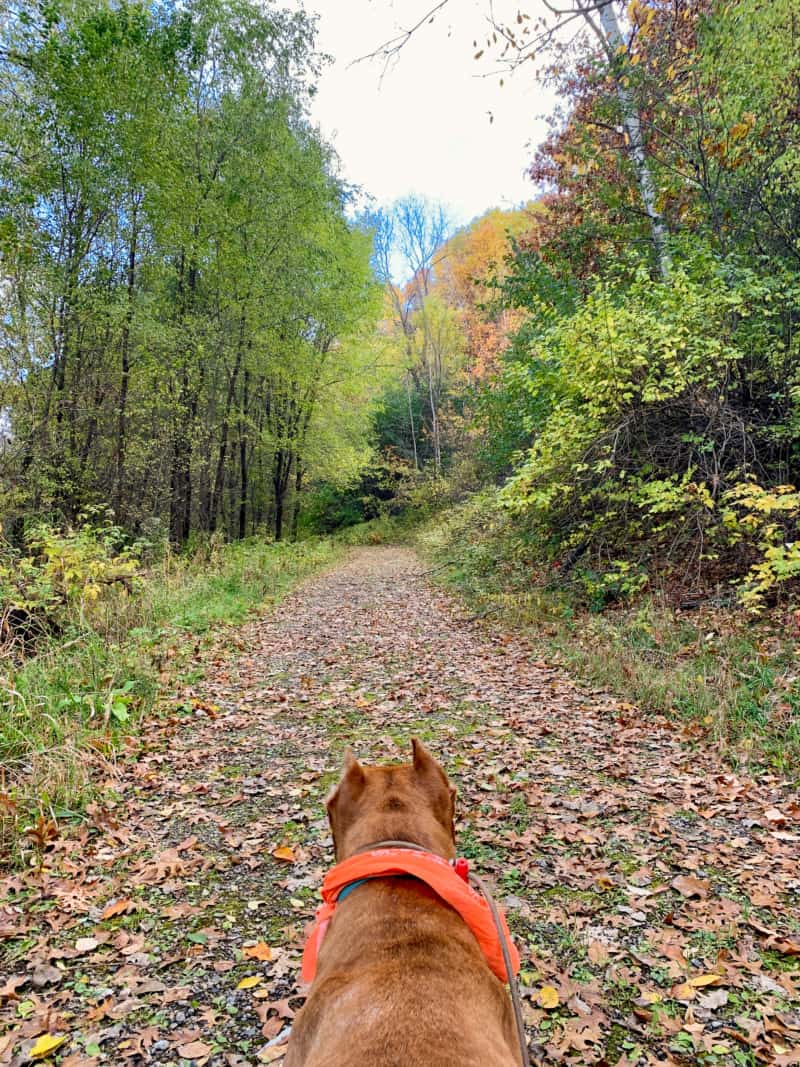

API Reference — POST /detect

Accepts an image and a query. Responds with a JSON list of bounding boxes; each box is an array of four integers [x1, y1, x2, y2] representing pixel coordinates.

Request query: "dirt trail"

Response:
[[2, 547, 799, 1066]]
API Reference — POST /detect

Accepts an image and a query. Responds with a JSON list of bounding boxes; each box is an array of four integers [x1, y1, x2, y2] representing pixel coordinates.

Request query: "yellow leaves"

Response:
[[271, 845, 296, 863], [673, 982, 698, 1000], [730, 113, 756, 141], [29, 1034, 68, 1060], [237, 975, 263, 990], [536, 985, 560, 1009], [688, 973, 724, 988], [641, 990, 662, 1004], [243, 942, 273, 961]]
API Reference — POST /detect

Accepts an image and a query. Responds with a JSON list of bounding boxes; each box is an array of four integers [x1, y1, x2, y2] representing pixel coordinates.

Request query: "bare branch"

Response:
[[351, 0, 451, 73]]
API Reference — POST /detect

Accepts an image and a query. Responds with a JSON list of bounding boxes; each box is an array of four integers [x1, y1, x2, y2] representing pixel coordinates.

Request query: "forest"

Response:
[[2, 4, 800, 1065], [0, 0, 381, 550], [345, 0, 800, 618], [4, 0, 800, 606], [2, 0, 800, 791]]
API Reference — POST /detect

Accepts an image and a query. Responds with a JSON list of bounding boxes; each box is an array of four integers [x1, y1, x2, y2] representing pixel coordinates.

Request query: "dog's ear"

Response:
[[411, 738, 456, 832], [326, 747, 366, 813], [343, 747, 365, 781], [412, 737, 451, 781], [326, 748, 367, 858]]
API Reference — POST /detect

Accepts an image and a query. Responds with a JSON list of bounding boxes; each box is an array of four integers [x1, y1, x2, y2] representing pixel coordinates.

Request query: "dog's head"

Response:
[[326, 738, 457, 861]]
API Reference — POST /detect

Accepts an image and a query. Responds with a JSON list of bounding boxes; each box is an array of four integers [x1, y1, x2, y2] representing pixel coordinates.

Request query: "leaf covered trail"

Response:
[[2, 547, 799, 1066]]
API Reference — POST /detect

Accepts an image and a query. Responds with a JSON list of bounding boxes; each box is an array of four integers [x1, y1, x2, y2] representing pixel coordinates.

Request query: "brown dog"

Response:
[[284, 739, 522, 1067]]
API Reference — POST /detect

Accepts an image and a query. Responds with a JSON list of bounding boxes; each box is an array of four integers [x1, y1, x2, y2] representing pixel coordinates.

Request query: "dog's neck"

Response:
[[351, 837, 427, 855], [335, 825, 455, 862]]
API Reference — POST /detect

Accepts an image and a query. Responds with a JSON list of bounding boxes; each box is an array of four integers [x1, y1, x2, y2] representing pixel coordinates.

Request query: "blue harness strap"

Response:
[[336, 878, 368, 903]]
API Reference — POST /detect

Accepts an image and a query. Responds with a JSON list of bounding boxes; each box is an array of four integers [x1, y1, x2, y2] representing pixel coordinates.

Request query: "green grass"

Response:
[[0, 536, 341, 862], [331, 512, 420, 546], [416, 498, 800, 777]]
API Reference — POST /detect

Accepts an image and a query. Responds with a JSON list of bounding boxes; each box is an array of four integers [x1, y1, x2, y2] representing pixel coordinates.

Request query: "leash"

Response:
[[468, 868, 530, 1067], [355, 839, 530, 1067]]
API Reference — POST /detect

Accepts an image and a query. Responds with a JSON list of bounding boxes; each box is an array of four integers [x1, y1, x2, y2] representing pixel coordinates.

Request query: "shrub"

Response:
[[493, 243, 800, 594], [0, 512, 141, 655]]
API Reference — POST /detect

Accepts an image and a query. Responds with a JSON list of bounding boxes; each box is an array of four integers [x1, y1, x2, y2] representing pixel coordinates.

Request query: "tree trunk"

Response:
[[290, 457, 304, 541], [582, 0, 671, 279], [427, 355, 441, 475], [272, 448, 293, 542], [114, 197, 139, 517], [238, 369, 250, 541], [406, 372, 419, 469], [210, 317, 245, 531]]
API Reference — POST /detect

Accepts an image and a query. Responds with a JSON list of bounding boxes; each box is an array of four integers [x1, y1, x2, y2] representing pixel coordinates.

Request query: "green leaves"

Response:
[[0, 0, 378, 545]]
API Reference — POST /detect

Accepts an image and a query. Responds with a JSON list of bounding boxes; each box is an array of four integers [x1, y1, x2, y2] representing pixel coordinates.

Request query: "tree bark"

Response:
[[210, 314, 245, 530], [290, 457, 304, 541], [238, 368, 250, 541], [582, 0, 671, 279], [114, 197, 139, 517], [406, 372, 419, 469]]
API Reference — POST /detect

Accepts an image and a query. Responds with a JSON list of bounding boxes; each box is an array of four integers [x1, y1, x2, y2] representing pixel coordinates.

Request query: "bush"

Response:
[[490, 242, 800, 595], [0, 512, 142, 656], [418, 494, 800, 773]]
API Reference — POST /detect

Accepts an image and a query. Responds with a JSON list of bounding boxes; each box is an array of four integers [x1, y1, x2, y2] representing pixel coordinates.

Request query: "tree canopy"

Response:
[[0, 0, 383, 543]]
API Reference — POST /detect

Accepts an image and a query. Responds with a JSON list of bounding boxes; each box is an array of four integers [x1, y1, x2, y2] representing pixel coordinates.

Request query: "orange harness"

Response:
[[301, 847, 520, 985]]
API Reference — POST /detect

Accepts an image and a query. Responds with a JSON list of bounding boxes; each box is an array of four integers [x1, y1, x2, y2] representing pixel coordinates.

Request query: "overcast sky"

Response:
[[289, 0, 557, 226]]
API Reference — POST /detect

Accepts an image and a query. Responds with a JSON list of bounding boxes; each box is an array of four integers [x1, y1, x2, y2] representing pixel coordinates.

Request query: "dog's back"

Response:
[[285, 741, 522, 1067]]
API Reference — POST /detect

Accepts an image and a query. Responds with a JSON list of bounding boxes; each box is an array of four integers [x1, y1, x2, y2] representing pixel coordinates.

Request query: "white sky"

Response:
[[291, 0, 558, 226]]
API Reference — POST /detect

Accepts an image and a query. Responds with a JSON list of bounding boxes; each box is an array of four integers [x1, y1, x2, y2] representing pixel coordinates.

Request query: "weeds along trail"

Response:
[[1, 546, 799, 1066]]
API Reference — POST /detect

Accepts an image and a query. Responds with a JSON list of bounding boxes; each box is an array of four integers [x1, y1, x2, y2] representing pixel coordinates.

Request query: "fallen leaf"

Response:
[[672, 982, 697, 1000], [698, 989, 729, 1010], [100, 899, 134, 920], [237, 975, 263, 990], [257, 1046, 288, 1064], [30, 1034, 69, 1060], [31, 964, 62, 989], [688, 973, 723, 988], [587, 941, 610, 965], [764, 807, 788, 825], [243, 942, 273, 961], [671, 875, 710, 899], [271, 846, 296, 863], [770, 938, 800, 957], [537, 985, 560, 1009], [177, 1040, 212, 1059]]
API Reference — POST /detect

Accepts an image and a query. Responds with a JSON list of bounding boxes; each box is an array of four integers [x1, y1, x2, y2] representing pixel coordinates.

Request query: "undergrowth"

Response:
[[0, 532, 341, 863], [417, 491, 800, 776]]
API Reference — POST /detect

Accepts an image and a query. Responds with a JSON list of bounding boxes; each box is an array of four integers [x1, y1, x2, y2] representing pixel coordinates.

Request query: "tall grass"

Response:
[[0, 537, 341, 859]]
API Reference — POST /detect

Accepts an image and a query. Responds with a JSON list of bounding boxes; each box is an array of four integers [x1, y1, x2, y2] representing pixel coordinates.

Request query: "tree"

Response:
[[363, 2, 673, 276], [0, 0, 381, 545], [366, 196, 453, 473]]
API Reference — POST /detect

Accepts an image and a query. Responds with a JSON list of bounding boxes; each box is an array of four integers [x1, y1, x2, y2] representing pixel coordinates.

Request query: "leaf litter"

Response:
[[1, 547, 799, 1065]]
